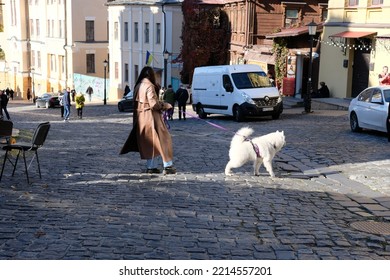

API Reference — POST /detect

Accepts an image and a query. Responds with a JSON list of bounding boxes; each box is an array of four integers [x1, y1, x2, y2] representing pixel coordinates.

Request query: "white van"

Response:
[[191, 64, 283, 121]]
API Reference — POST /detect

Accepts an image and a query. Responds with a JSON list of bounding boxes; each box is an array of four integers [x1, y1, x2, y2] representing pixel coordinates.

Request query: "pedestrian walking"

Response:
[[163, 85, 175, 120], [120, 66, 176, 175], [71, 89, 76, 102], [176, 84, 189, 120], [59, 91, 64, 118], [0, 90, 11, 120], [27, 88, 32, 101], [63, 88, 71, 121], [86, 85, 93, 102], [75, 92, 85, 119]]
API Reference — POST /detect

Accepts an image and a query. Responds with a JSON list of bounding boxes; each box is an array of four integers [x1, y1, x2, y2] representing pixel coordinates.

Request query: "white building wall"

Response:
[[0, 0, 108, 99], [108, 2, 183, 98]]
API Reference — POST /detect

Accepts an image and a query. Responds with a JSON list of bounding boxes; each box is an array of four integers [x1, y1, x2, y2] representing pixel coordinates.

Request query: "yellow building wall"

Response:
[[319, 0, 390, 98]]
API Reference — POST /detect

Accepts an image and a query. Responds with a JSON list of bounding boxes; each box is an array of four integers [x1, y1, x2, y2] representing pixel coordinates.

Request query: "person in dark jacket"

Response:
[[124, 84, 131, 97], [317, 82, 330, 98], [175, 84, 189, 120], [163, 85, 175, 120], [0, 90, 11, 120], [63, 87, 71, 121]]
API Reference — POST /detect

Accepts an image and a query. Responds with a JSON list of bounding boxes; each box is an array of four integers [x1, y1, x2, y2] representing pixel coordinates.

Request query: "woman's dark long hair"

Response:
[[134, 66, 159, 93]]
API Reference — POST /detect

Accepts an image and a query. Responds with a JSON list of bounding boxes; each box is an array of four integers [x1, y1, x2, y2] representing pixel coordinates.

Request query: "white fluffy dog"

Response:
[[225, 127, 286, 177]]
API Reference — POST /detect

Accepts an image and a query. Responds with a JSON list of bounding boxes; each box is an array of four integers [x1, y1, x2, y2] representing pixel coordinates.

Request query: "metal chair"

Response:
[[0, 122, 50, 184], [0, 120, 13, 145]]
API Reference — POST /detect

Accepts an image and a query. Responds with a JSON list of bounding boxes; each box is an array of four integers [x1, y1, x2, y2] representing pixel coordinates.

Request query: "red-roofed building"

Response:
[[222, 0, 328, 97]]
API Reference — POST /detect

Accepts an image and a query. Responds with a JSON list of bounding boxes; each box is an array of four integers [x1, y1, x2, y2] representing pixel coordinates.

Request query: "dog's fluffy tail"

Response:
[[231, 127, 253, 145]]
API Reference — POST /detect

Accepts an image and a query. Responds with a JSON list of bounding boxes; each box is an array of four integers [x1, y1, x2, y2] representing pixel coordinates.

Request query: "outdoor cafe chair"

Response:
[[0, 122, 50, 184]]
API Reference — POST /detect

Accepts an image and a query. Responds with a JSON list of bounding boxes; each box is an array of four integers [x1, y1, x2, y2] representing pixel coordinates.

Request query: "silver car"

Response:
[[349, 86, 390, 133]]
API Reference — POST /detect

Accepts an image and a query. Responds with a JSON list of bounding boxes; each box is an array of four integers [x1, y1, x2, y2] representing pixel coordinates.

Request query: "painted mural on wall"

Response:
[[73, 73, 109, 101]]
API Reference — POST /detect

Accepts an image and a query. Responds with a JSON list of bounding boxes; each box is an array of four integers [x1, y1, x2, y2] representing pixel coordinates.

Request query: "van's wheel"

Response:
[[350, 112, 361, 132], [233, 105, 244, 122], [197, 105, 207, 119]]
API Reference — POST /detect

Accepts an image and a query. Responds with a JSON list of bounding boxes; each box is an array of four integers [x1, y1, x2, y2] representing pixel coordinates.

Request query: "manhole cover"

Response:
[[350, 221, 390, 235]]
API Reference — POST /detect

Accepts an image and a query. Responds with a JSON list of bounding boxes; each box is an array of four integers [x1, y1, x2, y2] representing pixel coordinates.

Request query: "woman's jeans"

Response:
[[147, 157, 173, 169]]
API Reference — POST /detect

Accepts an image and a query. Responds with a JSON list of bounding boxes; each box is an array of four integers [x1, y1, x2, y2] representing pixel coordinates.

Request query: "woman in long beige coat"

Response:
[[120, 66, 176, 174]]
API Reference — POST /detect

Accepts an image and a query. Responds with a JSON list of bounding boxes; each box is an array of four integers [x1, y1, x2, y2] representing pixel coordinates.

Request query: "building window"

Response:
[[11, 0, 17, 26], [124, 63, 129, 82], [60, 55, 65, 75], [322, 9, 328, 22], [47, 19, 50, 36], [124, 22, 129, 42], [144, 22, 149, 43], [31, 50, 36, 68], [52, 20, 55, 37], [285, 9, 299, 27], [36, 19, 40, 36], [86, 54, 95, 73], [134, 22, 139, 42], [115, 62, 119, 79], [86, 20, 94, 42], [371, 0, 383, 5], [30, 19, 34, 36], [37, 51, 41, 69], [348, 0, 359, 6], [50, 54, 55, 72], [134, 65, 139, 83], [59, 20, 63, 38], [156, 23, 161, 44]]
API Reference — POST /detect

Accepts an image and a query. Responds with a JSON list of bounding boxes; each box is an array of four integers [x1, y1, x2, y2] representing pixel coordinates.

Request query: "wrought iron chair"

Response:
[[0, 122, 51, 184]]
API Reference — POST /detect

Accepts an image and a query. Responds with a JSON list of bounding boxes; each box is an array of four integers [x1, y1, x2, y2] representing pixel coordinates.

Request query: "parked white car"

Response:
[[349, 86, 390, 133]]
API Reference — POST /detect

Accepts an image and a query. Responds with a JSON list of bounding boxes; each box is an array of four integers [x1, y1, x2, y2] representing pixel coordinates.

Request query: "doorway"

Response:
[[351, 38, 371, 98]]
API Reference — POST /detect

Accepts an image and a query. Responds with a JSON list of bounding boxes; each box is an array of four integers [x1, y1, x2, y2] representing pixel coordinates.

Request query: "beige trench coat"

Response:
[[120, 78, 173, 163]]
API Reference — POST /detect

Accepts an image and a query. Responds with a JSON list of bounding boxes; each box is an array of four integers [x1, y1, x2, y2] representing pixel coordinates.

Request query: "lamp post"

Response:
[[304, 20, 317, 114], [103, 59, 108, 105], [163, 50, 169, 88]]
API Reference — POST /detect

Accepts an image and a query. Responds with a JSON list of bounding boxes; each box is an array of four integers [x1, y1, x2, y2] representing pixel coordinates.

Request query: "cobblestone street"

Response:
[[0, 100, 389, 259]]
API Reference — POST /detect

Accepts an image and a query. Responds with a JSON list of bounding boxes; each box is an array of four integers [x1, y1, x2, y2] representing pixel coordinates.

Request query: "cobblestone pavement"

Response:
[[0, 100, 389, 260]]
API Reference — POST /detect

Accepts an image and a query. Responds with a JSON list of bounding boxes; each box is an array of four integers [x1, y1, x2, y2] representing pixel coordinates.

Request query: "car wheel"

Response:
[[233, 105, 244, 122], [350, 112, 362, 132], [118, 103, 124, 112], [197, 105, 207, 119]]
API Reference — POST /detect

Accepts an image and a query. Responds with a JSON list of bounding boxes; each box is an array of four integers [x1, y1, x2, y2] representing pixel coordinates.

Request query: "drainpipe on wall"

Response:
[[162, 3, 168, 87], [63, 0, 68, 89], [26, 0, 31, 99]]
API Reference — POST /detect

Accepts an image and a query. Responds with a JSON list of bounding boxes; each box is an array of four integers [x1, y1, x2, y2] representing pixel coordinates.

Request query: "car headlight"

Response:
[[241, 92, 255, 104]]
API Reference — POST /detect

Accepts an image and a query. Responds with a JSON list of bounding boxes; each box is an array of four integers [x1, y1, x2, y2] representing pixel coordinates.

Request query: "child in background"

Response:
[[75, 92, 85, 119]]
